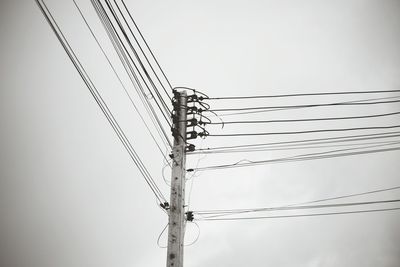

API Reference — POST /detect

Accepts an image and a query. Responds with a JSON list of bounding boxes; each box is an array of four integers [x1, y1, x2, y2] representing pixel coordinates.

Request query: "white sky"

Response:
[[1, 0, 400, 266]]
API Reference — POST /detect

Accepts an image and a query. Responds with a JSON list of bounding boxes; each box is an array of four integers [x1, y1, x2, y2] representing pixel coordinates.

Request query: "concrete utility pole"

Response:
[[166, 90, 187, 267]]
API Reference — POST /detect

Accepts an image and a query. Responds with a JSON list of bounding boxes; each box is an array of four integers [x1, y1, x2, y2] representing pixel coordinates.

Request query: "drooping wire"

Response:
[[162, 157, 172, 187], [186, 139, 207, 211], [92, 0, 170, 148], [156, 223, 169, 248], [111, 0, 172, 114], [184, 221, 201, 246]]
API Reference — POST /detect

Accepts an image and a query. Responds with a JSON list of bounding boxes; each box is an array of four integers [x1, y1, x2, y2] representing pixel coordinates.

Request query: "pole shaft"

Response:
[[166, 91, 187, 267]]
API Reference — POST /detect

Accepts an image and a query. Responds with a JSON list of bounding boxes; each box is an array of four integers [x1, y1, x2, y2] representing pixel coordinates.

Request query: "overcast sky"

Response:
[[1, 0, 400, 266]]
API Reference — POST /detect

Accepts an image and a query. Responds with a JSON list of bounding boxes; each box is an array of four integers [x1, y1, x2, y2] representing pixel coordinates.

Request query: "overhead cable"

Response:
[[205, 89, 400, 100], [72, 0, 170, 160], [194, 199, 400, 219], [120, 0, 173, 92], [92, 0, 172, 147], [196, 207, 400, 221], [191, 145, 400, 172], [194, 184, 400, 215], [36, 0, 167, 204], [192, 131, 400, 153], [208, 98, 400, 113], [206, 110, 400, 125], [209, 95, 400, 117], [207, 124, 400, 137], [189, 140, 400, 155], [102, 0, 172, 121]]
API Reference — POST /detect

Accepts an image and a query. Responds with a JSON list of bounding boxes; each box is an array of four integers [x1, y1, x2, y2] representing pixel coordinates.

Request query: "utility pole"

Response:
[[166, 90, 188, 267]]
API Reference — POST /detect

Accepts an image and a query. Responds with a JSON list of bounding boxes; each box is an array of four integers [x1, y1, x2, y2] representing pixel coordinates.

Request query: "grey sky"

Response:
[[1, 0, 400, 266]]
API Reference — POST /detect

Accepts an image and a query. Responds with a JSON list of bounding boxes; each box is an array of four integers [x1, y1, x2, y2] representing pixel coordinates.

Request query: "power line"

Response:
[[91, 0, 172, 148], [205, 89, 400, 100], [208, 124, 400, 137], [192, 131, 400, 153], [110, 0, 171, 114], [195, 199, 400, 219], [72, 0, 170, 161], [192, 145, 400, 171], [189, 140, 400, 155], [206, 110, 400, 125], [36, 0, 167, 204], [208, 98, 400, 113], [197, 207, 400, 221], [209, 95, 400, 117], [194, 185, 400, 215], [120, 0, 173, 93], [102, 0, 172, 122]]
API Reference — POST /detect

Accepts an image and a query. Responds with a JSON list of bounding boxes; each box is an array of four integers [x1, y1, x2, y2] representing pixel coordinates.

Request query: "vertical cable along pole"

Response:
[[166, 90, 187, 267]]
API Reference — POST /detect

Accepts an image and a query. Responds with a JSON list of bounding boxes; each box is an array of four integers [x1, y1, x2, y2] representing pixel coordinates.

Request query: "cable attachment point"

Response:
[[171, 127, 178, 137], [186, 94, 199, 103], [187, 106, 198, 115], [185, 211, 194, 222], [198, 131, 209, 138], [186, 131, 198, 140], [172, 89, 179, 99], [186, 118, 198, 127], [185, 144, 196, 152], [160, 202, 170, 210], [171, 113, 178, 123]]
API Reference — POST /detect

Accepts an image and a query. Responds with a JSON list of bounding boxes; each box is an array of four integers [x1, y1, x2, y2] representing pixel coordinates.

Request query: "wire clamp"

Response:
[[185, 144, 196, 152], [186, 118, 198, 127], [160, 202, 170, 210], [185, 211, 194, 221], [186, 94, 199, 103], [198, 131, 209, 138], [186, 106, 198, 115], [186, 131, 198, 140]]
